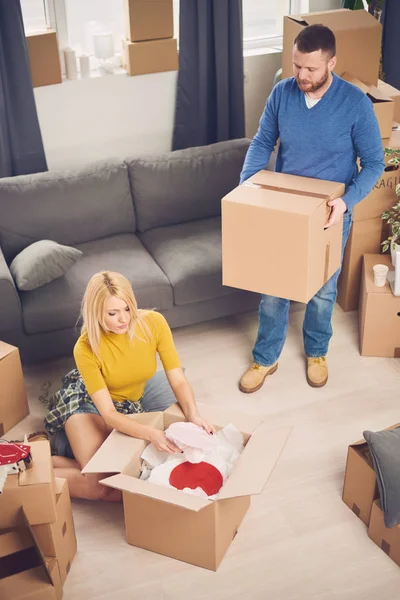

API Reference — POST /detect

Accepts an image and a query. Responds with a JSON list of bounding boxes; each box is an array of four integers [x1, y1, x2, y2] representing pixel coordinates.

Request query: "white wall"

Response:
[[34, 0, 343, 170]]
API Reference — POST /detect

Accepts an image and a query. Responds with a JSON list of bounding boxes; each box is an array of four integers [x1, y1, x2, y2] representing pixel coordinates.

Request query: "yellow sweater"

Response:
[[73, 311, 181, 403]]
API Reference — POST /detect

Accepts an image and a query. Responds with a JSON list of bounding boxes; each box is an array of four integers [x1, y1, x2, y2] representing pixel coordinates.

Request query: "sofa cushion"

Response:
[[127, 139, 250, 233], [0, 161, 135, 263], [139, 217, 234, 306], [21, 234, 173, 335], [10, 240, 83, 291]]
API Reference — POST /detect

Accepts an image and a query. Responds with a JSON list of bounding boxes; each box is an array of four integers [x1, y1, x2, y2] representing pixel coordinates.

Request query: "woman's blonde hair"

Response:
[[80, 271, 152, 358]]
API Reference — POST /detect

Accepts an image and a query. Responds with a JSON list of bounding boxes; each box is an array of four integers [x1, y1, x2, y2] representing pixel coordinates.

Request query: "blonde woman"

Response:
[[44, 271, 214, 502]]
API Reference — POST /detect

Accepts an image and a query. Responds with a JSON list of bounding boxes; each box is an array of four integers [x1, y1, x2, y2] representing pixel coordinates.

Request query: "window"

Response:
[[63, 0, 125, 56], [243, 0, 309, 50], [21, 0, 48, 33]]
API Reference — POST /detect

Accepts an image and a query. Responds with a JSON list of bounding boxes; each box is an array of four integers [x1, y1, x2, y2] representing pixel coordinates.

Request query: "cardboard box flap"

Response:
[[0, 530, 34, 558], [19, 441, 52, 487], [82, 412, 164, 474], [250, 170, 343, 200], [342, 73, 393, 103], [0, 341, 15, 361], [218, 425, 292, 500], [100, 473, 212, 512], [292, 9, 379, 30], [54, 477, 65, 496]]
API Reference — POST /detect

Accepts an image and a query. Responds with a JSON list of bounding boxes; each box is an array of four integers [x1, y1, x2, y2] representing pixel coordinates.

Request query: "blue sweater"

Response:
[[240, 73, 385, 211]]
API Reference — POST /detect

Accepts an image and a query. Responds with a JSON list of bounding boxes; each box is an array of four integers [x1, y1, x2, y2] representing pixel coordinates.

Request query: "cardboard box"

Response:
[[378, 79, 400, 123], [368, 500, 400, 567], [26, 30, 62, 88], [124, 0, 173, 42], [32, 478, 77, 584], [122, 37, 178, 76], [0, 441, 57, 528], [0, 509, 62, 599], [337, 130, 400, 311], [83, 406, 291, 571], [221, 170, 344, 303], [341, 73, 394, 140], [282, 9, 381, 86], [359, 254, 400, 357], [0, 341, 29, 436], [342, 436, 378, 526], [337, 217, 386, 312]]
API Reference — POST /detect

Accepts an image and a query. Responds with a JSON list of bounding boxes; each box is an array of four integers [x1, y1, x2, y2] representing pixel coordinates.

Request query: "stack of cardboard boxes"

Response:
[[0, 342, 77, 598], [122, 0, 178, 76], [343, 426, 400, 569]]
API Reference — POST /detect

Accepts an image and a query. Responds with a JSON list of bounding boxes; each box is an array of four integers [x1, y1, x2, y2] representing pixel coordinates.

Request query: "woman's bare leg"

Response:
[[53, 414, 122, 502]]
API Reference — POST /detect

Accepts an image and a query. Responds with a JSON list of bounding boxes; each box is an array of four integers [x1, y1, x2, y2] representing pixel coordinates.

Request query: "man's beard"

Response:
[[296, 67, 329, 93]]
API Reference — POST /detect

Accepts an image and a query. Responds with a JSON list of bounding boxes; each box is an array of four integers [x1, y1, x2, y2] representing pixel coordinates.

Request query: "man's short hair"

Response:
[[294, 24, 336, 58]]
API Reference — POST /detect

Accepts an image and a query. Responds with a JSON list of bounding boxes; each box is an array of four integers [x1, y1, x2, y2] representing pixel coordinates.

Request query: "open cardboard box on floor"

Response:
[[0, 341, 29, 436], [83, 403, 291, 571], [282, 9, 381, 85], [359, 254, 400, 358], [0, 508, 62, 600], [0, 441, 57, 528], [222, 170, 343, 303], [341, 73, 394, 140], [368, 500, 400, 568], [32, 478, 77, 584], [342, 424, 400, 526]]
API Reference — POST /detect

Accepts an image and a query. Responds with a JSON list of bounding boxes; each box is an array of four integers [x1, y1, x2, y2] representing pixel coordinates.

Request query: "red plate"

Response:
[[169, 461, 223, 496]]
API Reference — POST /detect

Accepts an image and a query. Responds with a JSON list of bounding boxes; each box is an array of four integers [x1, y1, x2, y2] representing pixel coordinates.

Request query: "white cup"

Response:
[[373, 264, 389, 287]]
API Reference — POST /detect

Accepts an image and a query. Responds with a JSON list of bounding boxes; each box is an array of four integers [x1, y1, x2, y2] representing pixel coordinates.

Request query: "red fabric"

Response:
[[169, 461, 223, 496]]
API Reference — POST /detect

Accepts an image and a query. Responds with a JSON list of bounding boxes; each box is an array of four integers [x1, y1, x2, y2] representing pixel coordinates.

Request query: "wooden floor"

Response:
[[8, 304, 400, 599]]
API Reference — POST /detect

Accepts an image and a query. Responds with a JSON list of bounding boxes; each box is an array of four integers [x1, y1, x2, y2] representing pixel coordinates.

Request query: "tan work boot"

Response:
[[306, 356, 328, 388], [239, 362, 278, 394]]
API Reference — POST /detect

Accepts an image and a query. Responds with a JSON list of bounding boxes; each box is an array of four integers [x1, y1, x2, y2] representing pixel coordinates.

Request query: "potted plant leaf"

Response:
[[381, 147, 400, 265]]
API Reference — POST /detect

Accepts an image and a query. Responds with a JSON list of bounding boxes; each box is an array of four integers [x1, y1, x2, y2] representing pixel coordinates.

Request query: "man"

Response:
[[239, 24, 384, 393]]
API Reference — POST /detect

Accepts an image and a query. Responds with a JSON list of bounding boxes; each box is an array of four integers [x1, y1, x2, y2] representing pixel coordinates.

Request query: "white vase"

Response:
[[391, 239, 400, 267]]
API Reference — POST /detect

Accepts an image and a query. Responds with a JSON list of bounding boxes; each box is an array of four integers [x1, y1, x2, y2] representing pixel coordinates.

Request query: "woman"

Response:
[[45, 271, 214, 502]]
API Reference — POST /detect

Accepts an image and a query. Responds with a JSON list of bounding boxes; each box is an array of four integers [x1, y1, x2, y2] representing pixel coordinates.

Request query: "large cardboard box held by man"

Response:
[[83, 404, 291, 571], [0, 508, 62, 600], [0, 341, 29, 436], [282, 9, 381, 86], [359, 254, 400, 358], [222, 170, 344, 303], [369, 500, 400, 568], [32, 478, 77, 584], [0, 441, 57, 528]]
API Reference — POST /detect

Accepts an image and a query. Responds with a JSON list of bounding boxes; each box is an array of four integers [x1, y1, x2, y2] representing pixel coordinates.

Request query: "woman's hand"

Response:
[[148, 428, 183, 454], [189, 414, 216, 435]]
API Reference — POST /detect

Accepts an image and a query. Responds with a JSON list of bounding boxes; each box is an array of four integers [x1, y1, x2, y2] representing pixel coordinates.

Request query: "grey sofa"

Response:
[[0, 139, 262, 363]]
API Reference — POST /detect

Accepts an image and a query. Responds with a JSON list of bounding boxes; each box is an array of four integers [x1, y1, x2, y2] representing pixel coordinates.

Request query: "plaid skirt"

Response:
[[44, 368, 144, 435]]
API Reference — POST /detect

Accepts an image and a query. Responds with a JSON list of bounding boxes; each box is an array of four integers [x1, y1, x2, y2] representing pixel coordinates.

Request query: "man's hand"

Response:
[[189, 414, 216, 435], [148, 428, 182, 454], [325, 198, 347, 228]]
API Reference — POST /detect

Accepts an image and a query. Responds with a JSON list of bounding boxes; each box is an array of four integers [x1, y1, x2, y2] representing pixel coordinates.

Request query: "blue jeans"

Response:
[[252, 212, 352, 366]]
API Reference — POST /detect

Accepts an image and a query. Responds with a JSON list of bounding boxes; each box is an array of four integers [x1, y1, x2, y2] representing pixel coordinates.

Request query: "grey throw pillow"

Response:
[[10, 240, 82, 291], [363, 427, 400, 528]]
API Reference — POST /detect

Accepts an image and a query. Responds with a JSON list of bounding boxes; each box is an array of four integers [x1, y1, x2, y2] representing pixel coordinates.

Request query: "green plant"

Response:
[[381, 147, 400, 252]]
